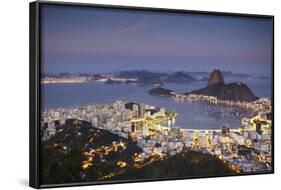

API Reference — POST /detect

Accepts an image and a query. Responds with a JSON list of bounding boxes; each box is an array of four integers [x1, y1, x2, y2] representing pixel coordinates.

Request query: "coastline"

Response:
[[41, 100, 272, 176]]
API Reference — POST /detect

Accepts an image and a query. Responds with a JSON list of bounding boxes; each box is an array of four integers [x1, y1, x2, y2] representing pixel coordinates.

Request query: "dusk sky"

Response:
[[41, 4, 273, 75]]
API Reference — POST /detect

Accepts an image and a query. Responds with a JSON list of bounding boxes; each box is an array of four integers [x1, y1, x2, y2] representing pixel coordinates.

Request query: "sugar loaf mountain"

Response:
[[188, 69, 258, 102]]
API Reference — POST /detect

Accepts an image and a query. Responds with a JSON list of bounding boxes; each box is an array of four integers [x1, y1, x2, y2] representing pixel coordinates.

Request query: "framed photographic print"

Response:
[[29, 0, 274, 188]]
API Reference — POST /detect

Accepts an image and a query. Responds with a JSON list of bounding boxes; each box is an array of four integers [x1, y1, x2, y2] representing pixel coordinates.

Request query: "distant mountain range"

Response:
[[116, 70, 196, 85], [148, 69, 258, 102], [115, 70, 252, 84], [163, 71, 196, 83], [43, 70, 256, 85]]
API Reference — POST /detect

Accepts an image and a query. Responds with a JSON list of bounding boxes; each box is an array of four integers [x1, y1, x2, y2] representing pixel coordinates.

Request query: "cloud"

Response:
[[116, 18, 148, 32]]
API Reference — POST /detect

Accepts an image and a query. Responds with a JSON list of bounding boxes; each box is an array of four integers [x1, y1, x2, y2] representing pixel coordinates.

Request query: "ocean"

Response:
[[41, 76, 271, 129]]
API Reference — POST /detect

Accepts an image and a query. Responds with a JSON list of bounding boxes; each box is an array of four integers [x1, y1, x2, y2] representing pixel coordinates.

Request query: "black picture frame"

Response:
[[30, 1, 274, 188]]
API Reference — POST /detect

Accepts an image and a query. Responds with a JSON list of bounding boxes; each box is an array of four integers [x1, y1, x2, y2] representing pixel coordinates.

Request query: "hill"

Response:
[[189, 69, 258, 102], [40, 119, 236, 184], [148, 87, 175, 97], [207, 69, 225, 86], [40, 119, 142, 184], [113, 151, 236, 180], [163, 71, 196, 83]]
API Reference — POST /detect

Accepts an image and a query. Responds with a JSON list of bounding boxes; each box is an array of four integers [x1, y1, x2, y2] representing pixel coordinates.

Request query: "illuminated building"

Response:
[[132, 104, 139, 118], [222, 125, 230, 137], [131, 119, 145, 133], [140, 103, 145, 118]]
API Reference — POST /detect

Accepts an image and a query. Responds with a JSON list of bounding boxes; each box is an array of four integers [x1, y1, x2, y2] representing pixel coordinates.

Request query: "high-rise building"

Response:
[[132, 104, 139, 118], [159, 108, 165, 116], [140, 103, 145, 118], [222, 125, 230, 137], [114, 100, 125, 112], [255, 121, 263, 135], [131, 120, 144, 133], [113, 102, 118, 112], [91, 117, 98, 127]]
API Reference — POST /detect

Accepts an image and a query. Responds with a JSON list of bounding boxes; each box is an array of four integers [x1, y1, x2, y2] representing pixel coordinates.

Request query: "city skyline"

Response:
[[38, 4, 273, 184], [41, 4, 272, 75]]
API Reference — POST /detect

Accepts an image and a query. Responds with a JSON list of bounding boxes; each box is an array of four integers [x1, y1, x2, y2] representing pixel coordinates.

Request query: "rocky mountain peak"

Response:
[[207, 69, 225, 87]]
